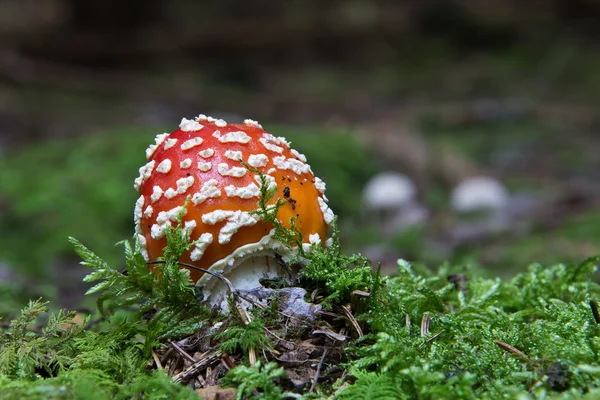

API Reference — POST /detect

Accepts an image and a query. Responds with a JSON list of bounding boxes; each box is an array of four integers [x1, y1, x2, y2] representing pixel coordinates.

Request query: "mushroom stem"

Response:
[[197, 250, 292, 311]]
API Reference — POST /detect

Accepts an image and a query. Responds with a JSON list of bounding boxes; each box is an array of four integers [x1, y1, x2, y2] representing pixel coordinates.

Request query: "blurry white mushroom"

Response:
[[362, 172, 417, 211], [450, 176, 509, 213], [362, 172, 427, 234], [450, 176, 511, 242]]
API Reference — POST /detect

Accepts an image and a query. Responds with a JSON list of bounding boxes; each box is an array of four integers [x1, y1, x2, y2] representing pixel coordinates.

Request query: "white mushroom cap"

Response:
[[362, 172, 417, 211], [451, 176, 509, 213]]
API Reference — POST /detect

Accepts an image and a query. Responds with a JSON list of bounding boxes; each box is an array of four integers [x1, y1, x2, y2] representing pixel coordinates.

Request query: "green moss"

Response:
[[215, 317, 270, 356], [221, 361, 286, 400], [351, 257, 600, 399], [3, 230, 600, 398]]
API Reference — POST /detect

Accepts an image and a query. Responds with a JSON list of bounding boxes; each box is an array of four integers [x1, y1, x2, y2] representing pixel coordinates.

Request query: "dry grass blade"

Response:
[[341, 305, 364, 338], [248, 345, 257, 367], [230, 293, 256, 366], [421, 314, 430, 337], [313, 328, 347, 342]]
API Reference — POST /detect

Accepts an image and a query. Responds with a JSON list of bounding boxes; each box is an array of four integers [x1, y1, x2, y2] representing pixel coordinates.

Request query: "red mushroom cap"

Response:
[[134, 115, 333, 285]]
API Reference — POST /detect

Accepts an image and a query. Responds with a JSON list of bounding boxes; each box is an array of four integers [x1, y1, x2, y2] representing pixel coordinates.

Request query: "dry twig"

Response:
[[418, 330, 445, 350], [493, 340, 529, 360], [310, 348, 329, 393], [170, 341, 196, 364], [152, 350, 163, 370], [172, 350, 222, 384]]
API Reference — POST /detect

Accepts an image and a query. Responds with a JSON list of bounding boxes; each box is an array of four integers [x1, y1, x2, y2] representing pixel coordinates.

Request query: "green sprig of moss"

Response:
[[221, 361, 286, 400], [241, 160, 305, 254], [0, 300, 84, 380], [214, 316, 271, 357]]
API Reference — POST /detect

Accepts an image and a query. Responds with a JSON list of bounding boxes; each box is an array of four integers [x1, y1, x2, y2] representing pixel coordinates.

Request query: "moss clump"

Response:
[[341, 257, 600, 399], [220, 361, 286, 400]]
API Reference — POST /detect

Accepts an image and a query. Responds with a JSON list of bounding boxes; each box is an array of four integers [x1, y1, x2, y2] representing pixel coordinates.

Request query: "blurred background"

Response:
[[1, 0, 600, 310]]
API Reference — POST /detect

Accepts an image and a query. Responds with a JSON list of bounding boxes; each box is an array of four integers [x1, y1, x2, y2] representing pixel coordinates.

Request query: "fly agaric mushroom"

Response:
[[134, 115, 334, 307]]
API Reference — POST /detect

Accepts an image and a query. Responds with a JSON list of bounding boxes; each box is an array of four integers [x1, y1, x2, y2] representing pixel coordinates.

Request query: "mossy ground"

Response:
[[2, 166, 600, 399], [2, 237, 600, 399]]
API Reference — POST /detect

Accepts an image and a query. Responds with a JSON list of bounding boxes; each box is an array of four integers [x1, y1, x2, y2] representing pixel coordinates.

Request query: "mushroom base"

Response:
[[195, 231, 299, 312], [206, 254, 290, 311]]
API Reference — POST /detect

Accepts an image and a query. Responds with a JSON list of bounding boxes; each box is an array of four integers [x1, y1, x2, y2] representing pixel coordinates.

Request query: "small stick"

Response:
[[418, 330, 445, 350], [310, 348, 328, 393], [264, 327, 297, 347], [221, 354, 236, 370], [205, 366, 214, 386], [493, 340, 528, 360], [148, 260, 255, 323], [235, 292, 268, 310], [172, 350, 221, 383], [152, 350, 164, 370], [170, 341, 195, 364], [237, 291, 319, 323], [147, 260, 235, 292], [150, 260, 258, 366]]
